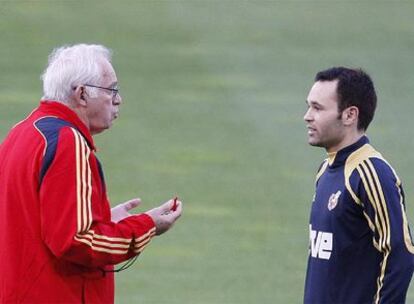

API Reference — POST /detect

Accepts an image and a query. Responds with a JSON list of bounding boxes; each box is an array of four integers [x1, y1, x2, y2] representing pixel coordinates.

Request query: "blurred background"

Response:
[[1, 0, 413, 303]]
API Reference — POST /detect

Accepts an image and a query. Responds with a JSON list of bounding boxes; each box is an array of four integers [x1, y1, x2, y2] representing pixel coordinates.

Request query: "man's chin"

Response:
[[90, 125, 111, 135], [308, 139, 323, 148]]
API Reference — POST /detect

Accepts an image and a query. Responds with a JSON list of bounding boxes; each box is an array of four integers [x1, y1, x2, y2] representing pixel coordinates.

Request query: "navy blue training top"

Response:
[[304, 136, 414, 304]]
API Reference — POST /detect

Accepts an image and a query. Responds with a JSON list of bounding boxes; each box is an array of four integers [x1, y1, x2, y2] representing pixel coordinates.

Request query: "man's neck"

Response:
[[65, 101, 91, 134], [326, 131, 365, 153]]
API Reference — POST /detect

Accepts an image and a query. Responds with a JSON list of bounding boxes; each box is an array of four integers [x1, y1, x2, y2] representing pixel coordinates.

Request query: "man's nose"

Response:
[[304, 108, 312, 122], [113, 93, 122, 105]]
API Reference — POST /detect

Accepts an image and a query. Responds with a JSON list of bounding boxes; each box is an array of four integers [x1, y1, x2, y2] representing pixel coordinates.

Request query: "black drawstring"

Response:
[[101, 255, 139, 273]]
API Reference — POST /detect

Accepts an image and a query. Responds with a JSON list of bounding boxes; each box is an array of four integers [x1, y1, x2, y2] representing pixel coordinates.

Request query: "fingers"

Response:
[[169, 200, 182, 219], [145, 198, 183, 235], [156, 199, 173, 213], [161, 199, 183, 224], [160, 201, 182, 228], [123, 198, 141, 211]]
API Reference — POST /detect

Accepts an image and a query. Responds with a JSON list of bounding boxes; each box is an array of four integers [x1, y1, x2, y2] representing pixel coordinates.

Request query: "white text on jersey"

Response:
[[310, 224, 333, 260]]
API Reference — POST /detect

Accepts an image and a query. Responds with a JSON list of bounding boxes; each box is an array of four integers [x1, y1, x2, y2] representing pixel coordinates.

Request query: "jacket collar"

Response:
[[39, 100, 96, 151]]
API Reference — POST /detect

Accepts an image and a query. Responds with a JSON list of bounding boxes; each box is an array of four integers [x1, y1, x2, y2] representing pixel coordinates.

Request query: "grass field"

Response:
[[1, 1, 414, 303]]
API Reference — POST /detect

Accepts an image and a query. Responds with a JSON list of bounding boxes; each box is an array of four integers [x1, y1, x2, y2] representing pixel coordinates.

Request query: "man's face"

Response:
[[86, 60, 122, 135], [304, 80, 346, 152]]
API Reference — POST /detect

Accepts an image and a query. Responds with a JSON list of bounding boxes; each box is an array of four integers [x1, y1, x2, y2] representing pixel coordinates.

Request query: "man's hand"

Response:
[[145, 198, 183, 235], [111, 198, 141, 223]]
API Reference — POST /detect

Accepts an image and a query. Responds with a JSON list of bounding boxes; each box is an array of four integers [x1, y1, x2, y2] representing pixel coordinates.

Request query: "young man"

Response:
[[0, 44, 182, 303], [303, 67, 414, 303]]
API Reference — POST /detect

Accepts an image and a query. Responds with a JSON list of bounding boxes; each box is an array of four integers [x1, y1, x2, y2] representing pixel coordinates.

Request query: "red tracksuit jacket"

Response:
[[0, 101, 156, 303]]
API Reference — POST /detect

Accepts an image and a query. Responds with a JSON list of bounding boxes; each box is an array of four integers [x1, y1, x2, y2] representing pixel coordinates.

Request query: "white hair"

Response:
[[41, 44, 112, 102]]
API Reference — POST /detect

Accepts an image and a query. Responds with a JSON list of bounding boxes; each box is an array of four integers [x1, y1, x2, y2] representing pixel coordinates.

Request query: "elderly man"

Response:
[[0, 44, 182, 303]]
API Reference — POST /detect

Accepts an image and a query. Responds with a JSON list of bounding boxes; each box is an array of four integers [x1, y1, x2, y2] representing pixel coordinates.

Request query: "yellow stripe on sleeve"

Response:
[[71, 128, 82, 233], [357, 164, 385, 248], [366, 159, 391, 251]]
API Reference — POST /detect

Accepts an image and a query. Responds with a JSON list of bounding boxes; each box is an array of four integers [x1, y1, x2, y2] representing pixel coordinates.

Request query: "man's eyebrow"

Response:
[[306, 100, 322, 107]]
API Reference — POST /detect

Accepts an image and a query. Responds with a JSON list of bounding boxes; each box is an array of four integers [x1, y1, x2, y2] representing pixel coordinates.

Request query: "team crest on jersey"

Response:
[[327, 191, 341, 211]]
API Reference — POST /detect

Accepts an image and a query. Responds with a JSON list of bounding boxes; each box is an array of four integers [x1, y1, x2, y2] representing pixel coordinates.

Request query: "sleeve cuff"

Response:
[[119, 213, 156, 255]]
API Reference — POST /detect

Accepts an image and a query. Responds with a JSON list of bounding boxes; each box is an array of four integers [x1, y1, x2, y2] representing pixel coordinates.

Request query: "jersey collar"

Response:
[[327, 135, 369, 168]]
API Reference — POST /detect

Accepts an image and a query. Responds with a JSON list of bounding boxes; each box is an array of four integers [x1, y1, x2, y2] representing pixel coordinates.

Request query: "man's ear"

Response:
[[73, 85, 88, 106], [342, 106, 359, 127]]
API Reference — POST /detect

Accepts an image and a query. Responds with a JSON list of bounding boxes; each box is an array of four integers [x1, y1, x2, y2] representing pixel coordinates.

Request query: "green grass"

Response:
[[1, 0, 414, 302]]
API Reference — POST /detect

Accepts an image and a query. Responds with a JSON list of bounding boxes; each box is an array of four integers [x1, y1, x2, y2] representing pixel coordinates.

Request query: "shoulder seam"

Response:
[[344, 144, 381, 206], [33, 117, 77, 186]]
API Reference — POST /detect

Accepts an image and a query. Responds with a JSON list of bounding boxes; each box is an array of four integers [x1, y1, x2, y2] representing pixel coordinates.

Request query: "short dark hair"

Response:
[[315, 67, 377, 131]]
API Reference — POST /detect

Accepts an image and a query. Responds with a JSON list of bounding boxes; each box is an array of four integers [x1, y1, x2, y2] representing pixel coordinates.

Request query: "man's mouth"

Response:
[[307, 126, 316, 135]]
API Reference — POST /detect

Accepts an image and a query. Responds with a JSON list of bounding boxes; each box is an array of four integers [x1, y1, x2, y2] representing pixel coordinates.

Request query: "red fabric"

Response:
[[0, 101, 155, 303]]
